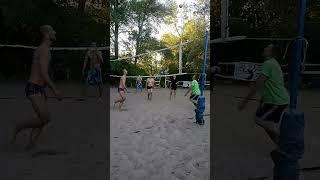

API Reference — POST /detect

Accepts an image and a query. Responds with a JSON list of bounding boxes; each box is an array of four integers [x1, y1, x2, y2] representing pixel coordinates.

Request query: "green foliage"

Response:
[[0, 0, 108, 80], [126, 0, 172, 60], [215, 0, 320, 65], [110, 0, 130, 57], [0, 0, 107, 45], [160, 19, 209, 75], [111, 0, 130, 26], [163, 1, 178, 25], [110, 0, 175, 77], [228, 0, 311, 37], [110, 59, 147, 85]]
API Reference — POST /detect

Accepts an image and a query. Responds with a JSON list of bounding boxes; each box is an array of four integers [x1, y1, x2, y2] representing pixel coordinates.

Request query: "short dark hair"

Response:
[[193, 74, 199, 80], [270, 44, 281, 59], [40, 25, 51, 37]]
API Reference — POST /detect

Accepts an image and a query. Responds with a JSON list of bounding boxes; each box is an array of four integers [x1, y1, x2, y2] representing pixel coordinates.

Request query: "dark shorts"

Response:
[[118, 87, 125, 92], [147, 86, 153, 89], [25, 82, 47, 98], [171, 85, 177, 90], [190, 94, 199, 101], [87, 66, 102, 85], [255, 103, 288, 123], [136, 82, 142, 89]]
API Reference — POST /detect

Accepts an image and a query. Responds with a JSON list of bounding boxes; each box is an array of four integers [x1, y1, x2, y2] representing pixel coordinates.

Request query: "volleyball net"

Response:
[[109, 72, 209, 89], [0, 43, 110, 99], [110, 35, 211, 88], [0, 45, 109, 82], [211, 37, 320, 87]]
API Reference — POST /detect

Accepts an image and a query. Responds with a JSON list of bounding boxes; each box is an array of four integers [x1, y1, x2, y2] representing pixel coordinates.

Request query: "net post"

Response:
[[195, 31, 209, 125], [201, 31, 209, 95], [273, 0, 306, 179]]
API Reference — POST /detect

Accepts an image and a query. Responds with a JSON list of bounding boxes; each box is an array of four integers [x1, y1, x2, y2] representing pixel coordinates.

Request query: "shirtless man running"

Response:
[[11, 25, 62, 150], [82, 42, 104, 101], [114, 69, 128, 110], [146, 77, 155, 100]]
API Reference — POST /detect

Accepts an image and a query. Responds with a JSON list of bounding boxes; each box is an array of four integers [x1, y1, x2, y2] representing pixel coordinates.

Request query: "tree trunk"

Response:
[[114, 22, 119, 59], [134, 22, 143, 64], [78, 0, 87, 14], [114, 0, 119, 59], [134, 34, 141, 65]]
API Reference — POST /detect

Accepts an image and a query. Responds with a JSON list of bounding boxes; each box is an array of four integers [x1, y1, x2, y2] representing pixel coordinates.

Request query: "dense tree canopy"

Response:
[[0, 0, 108, 81], [211, 0, 320, 64], [160, 19, 208, 75]]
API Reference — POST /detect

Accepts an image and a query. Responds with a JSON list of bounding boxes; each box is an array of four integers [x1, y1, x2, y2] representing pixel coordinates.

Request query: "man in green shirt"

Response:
[[238, 44, 289, 145], [185, 75, 201, 107]]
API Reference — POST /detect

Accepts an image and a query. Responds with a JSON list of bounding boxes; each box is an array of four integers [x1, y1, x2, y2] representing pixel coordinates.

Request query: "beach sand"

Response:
[[110, 87, 210, 180], [1, 82, 319, 180], [0, 83, 108, 180], [213, 84, 320, 180]]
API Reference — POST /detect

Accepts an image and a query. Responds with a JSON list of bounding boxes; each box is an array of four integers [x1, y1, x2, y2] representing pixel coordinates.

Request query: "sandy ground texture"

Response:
[[0, 83, 108, 180], [110, 87, 210, 180], [2, 82, 318, 180], [213, 84, 320, 180]]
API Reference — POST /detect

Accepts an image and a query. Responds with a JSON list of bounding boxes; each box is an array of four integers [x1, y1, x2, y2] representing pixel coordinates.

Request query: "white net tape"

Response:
[[110, 72, 209, 88]]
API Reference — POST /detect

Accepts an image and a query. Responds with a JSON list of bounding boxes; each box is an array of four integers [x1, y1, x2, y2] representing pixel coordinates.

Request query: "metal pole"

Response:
[[201, 31, 209, 96], [273, 1, 306, 179], [195, 31, 209, 125], [179, 40, 182, 74], [290, 0, 306, 110]]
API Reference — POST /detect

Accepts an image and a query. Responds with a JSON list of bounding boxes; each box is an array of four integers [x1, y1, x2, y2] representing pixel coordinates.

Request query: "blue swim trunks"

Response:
[[136, 82, 142, 89], [87, 65, 102, 85]]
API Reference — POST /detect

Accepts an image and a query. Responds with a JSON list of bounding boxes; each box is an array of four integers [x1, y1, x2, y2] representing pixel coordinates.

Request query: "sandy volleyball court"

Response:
[[212, 84, 320, 180], [0, 83, 108, 180], [1, 83, 318, 179], [110, 87, 210, 180]]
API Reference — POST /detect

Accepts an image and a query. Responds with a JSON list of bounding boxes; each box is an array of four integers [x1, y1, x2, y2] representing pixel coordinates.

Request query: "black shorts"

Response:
[[25, 82, 47, 98], [118, 87, 125, 92], [255, 103, 288, 123], [190, 94, 199, 101], [171, 85, 177, 90], [147, 86, 153, 89]]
